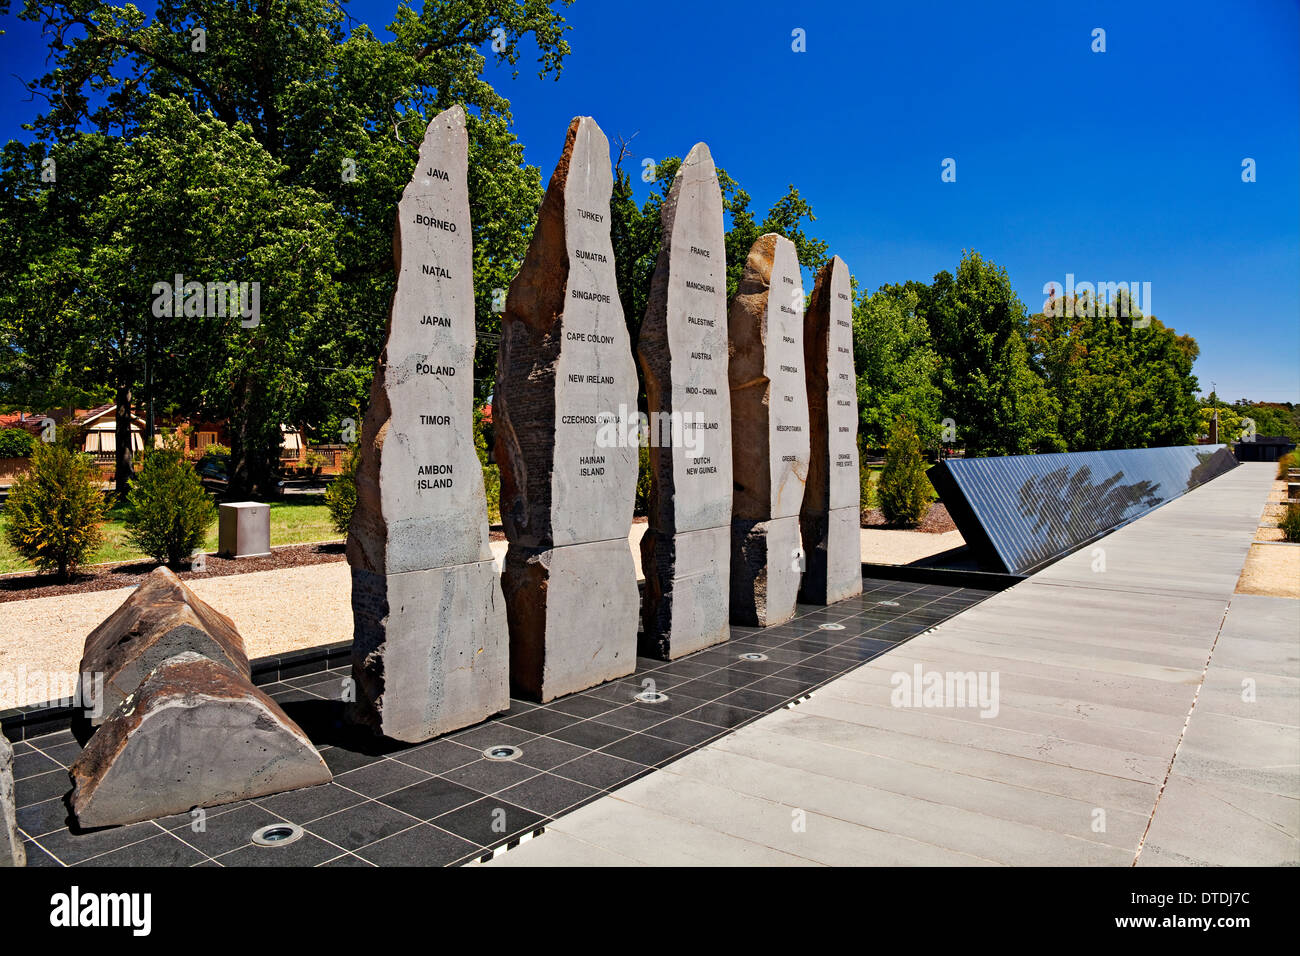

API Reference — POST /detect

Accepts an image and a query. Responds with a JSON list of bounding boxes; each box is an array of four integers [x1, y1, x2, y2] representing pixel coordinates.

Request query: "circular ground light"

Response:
[[634, 690, 669, 703], [818, 623, 846, 631], [483, 745, 522, 761], [739, 652, 769, 662], [252, 823, 304, 847]]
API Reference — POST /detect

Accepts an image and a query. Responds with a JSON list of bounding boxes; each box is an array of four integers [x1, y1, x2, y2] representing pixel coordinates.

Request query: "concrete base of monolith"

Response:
[[69, 653, 332, 829], [76, 567, 249, 729], [730, 516, 803, 627], [503, 539, 639, 701], [1, 731, 24, 867], [350, 560, 508, 742], [799, 505, 863, 605], [640, 526, 731, 659]]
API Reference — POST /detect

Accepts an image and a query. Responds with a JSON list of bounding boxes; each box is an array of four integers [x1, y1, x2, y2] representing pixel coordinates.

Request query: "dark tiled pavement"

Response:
[[12, 576, 995, 867]]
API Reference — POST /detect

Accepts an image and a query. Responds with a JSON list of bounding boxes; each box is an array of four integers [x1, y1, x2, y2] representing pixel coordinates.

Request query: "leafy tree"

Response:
[[852, 283, 941, 448], [4, 0, 573, 491], [923, 252, 1060, 456], [1228, 400, 1299, 443], [877, 416, 932, 526], [2, 440, 106, 579], [124, 430, 217, 565], [1028, 287, 1199, 450]]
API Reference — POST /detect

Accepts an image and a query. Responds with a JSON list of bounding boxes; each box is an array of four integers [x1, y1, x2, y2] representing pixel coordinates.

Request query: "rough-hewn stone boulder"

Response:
[[346, 104, 508, 740], [1, 731, 25, 866], [637, 142, 733, 659], [495, 116, 639, 700], [727, 233, 810, 626], [70, 653, 332, 829], [799, 255, 863, 605], [77, 566, 247, 727]]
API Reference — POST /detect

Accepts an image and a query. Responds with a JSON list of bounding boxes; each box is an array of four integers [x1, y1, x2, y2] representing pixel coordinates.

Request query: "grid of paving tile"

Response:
[[12, 576, 996, 867]]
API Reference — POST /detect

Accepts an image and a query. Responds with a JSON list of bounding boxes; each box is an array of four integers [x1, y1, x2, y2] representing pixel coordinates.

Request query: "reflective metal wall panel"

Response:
[[928, 445, 1239, 575]]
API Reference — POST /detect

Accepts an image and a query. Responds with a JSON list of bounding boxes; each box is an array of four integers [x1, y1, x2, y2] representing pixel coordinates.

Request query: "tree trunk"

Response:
[[114, 382, 134, 495]]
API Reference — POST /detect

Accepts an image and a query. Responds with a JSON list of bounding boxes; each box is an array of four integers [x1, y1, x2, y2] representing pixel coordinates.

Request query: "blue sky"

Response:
[[2, 0, 1297, 401]]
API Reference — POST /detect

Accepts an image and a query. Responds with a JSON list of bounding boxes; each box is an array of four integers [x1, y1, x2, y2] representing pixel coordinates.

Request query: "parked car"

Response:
[[196, 456, 228, 493], [197, 455, 285, 496]]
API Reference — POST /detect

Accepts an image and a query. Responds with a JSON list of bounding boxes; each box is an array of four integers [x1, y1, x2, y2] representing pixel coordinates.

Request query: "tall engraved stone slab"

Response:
[[347, 106, 508, 742], [637, 143, 733, 659], [496, 116, 639, 701], [728, 234, 810, 626], [800, 256, 863, 604]]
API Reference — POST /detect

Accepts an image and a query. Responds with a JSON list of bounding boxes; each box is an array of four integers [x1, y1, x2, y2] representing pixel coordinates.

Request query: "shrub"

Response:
[[2, 441, 106, 579], [482, 463, 501, 524], [878, 416, 933, 527], [1281, 502, 1300, 543], [201, 443, 231, 460], [324, 444, 359, 536], [124, 432, 217, 566], [1279, 451, 1298, 480], [858, 435, 874, 512], [635, 442, 653, 516], [0, 428, 35, 458], [473, 407, 501, 525]]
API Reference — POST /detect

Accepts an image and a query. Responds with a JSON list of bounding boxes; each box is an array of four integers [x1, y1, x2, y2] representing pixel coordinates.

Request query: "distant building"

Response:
[[1234, 436, 1296, 462]]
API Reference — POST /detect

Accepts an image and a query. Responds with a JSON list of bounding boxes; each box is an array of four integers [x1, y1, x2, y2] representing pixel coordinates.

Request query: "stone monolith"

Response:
[[1, 731, 24, 866], [495, 116, 639, 700], [800, 255, 863, 604], [728, 234, 810, 626], [637, 143, 732, 659], [347, 105, 508, 740], [70, 653, 332, 828]]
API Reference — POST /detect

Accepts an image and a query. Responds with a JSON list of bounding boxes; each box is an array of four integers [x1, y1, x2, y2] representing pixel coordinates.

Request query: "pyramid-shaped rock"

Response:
[[78, 566, 248, 726], [70, 653, 331, 829]]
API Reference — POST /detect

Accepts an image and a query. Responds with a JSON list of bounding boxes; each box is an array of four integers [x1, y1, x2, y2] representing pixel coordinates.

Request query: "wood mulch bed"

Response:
[[860, 502, 957, 534], [0, 541, 346, 603]]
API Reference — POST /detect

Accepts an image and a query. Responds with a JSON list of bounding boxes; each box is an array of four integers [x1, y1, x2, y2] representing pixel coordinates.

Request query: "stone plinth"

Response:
[[637, 142, 733, 659], [77, 566, 249, 727], [495, 116, 639, 699], [799, 255, 862, 604], [727, 234, 810, 626], [501, 539, 640, 701], [1, 731, 23, 867], [70, 653, 332, 828], [346, 105, 507, 740]]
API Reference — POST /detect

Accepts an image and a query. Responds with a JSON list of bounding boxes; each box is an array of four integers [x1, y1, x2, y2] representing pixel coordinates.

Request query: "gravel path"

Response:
[[0, 523, 962, 708]]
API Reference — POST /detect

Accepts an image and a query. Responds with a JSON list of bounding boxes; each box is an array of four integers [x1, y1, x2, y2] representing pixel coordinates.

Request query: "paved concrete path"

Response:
[[488, 463, 1297, 866]]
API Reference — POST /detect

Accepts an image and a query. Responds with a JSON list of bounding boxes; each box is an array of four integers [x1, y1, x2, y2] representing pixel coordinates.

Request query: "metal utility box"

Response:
[[218, 502, 271, 558]]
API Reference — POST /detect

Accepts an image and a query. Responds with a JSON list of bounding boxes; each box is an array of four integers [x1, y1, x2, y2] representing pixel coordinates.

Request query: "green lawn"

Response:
[[0, 495, 341, 575]]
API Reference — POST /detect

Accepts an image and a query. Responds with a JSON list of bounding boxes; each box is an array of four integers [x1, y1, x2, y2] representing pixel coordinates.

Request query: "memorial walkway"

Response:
[[487, 462, 1297, 866]]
